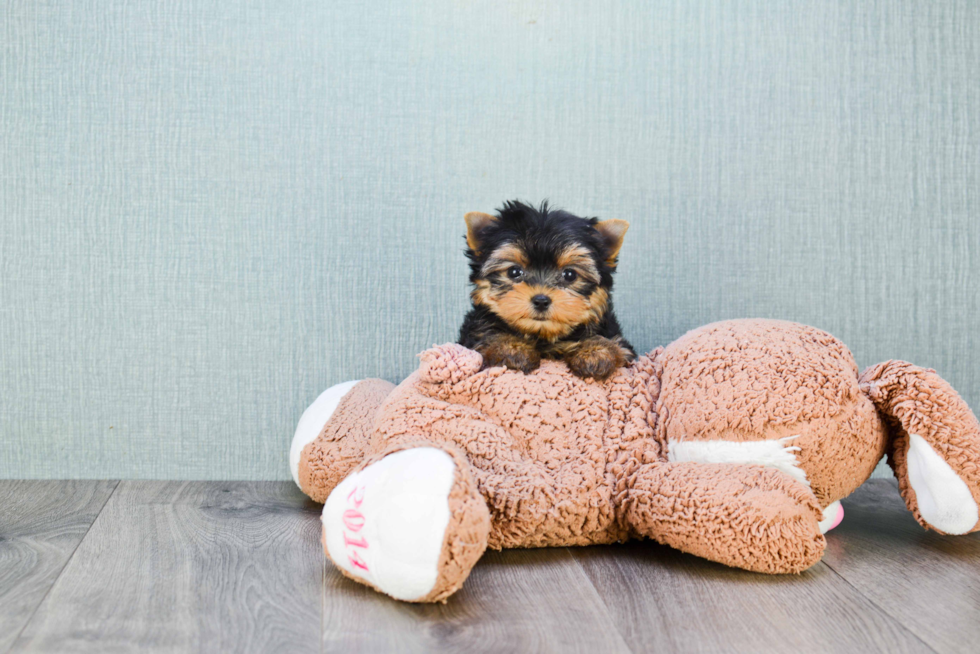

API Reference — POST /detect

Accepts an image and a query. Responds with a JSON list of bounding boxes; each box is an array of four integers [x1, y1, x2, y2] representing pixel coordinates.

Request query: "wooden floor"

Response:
[[1, 480, 977, 654]]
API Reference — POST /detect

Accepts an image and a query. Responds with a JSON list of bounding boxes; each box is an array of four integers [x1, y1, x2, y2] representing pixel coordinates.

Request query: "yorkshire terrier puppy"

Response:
[[458, 200, 635, 381]]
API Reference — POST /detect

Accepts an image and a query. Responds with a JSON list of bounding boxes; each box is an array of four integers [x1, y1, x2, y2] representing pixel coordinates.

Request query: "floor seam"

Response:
[[320, 557, 326, 654], [820, 559, 938, 654], [5, 480, 121, 653], [566, 547, 635, 654]]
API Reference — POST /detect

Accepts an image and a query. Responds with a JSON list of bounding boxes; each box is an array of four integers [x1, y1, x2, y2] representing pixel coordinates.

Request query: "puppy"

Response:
[[458, 200, 635, 380]]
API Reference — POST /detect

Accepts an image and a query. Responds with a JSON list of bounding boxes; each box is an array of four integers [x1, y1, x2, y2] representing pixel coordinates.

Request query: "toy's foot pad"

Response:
[[907, 434, 979, 535], [322, 447, 457, 601], [818, 500, 844, 533], [667, 436, 810, 489]]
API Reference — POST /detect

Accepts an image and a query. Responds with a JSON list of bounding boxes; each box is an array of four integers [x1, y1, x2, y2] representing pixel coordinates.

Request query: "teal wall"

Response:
[[2, 0, 978, 479]]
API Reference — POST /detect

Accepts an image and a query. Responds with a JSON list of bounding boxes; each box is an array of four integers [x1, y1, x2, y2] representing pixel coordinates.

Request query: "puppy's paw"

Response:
[[565, 337, 629, 381], [477, 335, 541, 374]]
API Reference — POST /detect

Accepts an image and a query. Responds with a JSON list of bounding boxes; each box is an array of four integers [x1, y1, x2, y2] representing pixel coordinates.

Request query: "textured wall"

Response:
[[1, 0, 978, 479]]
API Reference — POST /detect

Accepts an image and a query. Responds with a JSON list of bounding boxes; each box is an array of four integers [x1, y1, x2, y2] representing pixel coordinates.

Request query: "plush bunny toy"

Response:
[[290, 319, 980, 603]]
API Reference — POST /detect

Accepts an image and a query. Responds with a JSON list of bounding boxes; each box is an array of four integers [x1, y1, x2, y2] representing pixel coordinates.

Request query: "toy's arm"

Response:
[[626, 461, 826, 573]]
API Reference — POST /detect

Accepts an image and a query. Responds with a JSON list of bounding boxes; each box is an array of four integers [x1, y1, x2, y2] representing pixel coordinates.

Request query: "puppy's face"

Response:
[[465, 202, 628, 340]]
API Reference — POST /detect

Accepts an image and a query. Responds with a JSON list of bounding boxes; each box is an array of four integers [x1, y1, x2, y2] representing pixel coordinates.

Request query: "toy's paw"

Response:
[[418, 344, 484, 384], [321, 447, 490, 602]]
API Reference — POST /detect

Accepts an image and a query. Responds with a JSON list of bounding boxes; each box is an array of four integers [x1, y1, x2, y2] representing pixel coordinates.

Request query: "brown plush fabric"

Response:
[[861, 360, 980, 534], [299, 319, 980, 602], [298, 378, 395, 503], [628, 461, 825, 573]]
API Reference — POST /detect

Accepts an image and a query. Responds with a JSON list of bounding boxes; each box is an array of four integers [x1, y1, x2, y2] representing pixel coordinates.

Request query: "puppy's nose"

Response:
[[531, 294, 552, 311]]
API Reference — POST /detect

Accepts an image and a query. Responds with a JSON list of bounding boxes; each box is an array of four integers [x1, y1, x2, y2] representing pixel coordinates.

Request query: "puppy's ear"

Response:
[[464, 211, 497, 253], [594, 219, 629, 264]]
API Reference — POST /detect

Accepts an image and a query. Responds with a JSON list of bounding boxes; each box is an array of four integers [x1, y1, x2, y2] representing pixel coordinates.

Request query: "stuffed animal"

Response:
[[290, 319, 980, 603]]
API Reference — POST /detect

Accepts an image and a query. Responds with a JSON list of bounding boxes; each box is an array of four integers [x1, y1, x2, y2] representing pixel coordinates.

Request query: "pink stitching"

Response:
[[344, 485, 370, 571]]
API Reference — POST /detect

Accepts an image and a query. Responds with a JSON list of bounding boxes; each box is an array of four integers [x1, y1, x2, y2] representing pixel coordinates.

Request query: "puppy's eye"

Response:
[[562, 269, 577, 282], [507, 266, 525, 280]]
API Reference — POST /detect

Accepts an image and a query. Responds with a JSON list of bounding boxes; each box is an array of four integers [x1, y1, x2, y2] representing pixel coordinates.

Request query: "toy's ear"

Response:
[[594, 219, 629, 265], [464, 211, 497, 253]]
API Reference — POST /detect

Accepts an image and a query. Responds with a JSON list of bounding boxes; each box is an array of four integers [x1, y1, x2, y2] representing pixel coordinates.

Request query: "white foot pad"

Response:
[[907, 434, 979, 535], [290, 380, 360, 487], [322, 447, 456, 601], [667, 436, 810, 488]]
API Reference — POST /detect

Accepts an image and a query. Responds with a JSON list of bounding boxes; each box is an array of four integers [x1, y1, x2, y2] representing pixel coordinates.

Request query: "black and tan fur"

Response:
[[458, 201, 635, 380]]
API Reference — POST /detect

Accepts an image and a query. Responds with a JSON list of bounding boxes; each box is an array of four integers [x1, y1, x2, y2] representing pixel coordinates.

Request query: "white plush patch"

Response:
[[818, 500, 843, 534], [322, 447, 456, 601], [290, 380, 360, 487], [906, 434, 979, 535], [667, 436, 810, 487]]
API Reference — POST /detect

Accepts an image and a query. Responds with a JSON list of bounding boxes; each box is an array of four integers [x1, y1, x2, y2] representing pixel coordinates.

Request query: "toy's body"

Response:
[[291, 320, 980, 602]]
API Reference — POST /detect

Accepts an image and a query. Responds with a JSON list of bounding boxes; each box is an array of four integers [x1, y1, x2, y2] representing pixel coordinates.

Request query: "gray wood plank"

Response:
[[0, 481, 117, 654], [572, 540, 932, 654], [323, 547, 631, 654], [822, 479, 980, 654], [11, 481, 323, 654]]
